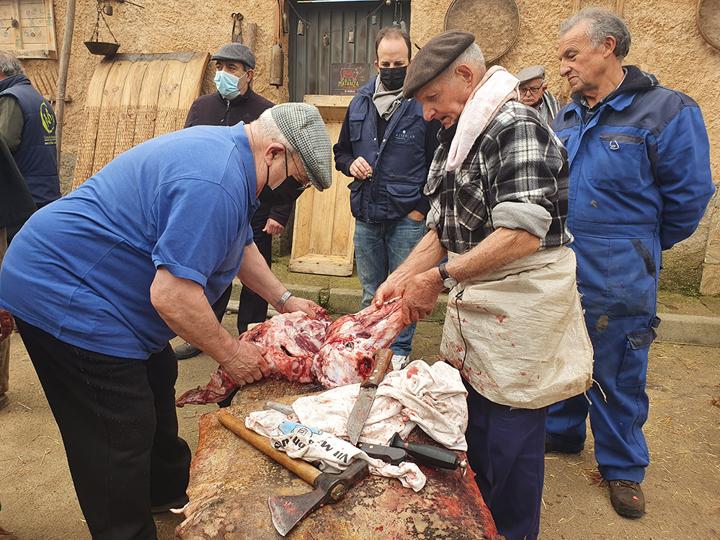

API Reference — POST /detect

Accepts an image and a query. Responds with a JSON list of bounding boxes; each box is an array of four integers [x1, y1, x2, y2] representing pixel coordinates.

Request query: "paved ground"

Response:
[[0, 315, 718, 539]]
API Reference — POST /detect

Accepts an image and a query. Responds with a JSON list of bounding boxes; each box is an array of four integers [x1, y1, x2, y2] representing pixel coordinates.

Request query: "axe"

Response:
[[217, 409, 369, 537]]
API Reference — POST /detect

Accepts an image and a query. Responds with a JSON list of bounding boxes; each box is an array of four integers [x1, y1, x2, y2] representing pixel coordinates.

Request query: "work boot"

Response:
[[544, 434, 584, 454], [0, 394, 8, 411], [174, 342, 200, 360], [608, 480, 645, 519]]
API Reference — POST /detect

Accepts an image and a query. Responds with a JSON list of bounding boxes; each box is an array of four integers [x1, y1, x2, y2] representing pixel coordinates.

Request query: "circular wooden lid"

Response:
[[444, 0, 520, 62], [697, 0, 720, 50]]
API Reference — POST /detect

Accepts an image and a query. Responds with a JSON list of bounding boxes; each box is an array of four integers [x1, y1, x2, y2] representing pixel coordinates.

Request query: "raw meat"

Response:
[[312, 298, 404, 387], [176, 311, 331, 407], [176, 299, 406, 407]]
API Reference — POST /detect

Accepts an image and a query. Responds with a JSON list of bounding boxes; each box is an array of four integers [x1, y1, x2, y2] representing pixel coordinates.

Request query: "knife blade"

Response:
[[346, 348, 394, 445]]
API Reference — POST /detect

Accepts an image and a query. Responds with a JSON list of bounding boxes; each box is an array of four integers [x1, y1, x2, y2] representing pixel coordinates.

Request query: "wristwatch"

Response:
[[438, 263, 458, 290], [277, 290, 293, 311]]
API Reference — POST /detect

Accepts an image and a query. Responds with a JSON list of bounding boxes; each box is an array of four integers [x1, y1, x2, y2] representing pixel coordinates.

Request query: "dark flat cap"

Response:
[[211, 43, 256, 70], [516, 65, 545, 83], [403, 30, 476, 98]]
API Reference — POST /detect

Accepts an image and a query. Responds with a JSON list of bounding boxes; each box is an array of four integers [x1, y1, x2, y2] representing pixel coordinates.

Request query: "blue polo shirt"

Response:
[[0, 122, 258, 359]]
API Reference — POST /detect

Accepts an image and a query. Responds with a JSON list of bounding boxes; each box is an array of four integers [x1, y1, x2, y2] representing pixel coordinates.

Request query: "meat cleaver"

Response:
[[346, 348, 394, 445]]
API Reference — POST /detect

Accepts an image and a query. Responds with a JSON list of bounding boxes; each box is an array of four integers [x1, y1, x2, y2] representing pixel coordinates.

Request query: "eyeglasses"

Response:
[[520, 85, 543, 95], [285, 147, 312, 190]]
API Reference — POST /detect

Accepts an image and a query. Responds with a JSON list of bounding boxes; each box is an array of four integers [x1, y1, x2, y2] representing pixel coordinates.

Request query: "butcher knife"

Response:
[[346, 348, 394, 446]]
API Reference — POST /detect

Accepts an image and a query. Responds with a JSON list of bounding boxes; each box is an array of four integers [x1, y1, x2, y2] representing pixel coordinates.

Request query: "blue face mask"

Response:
[[213, 70, 247, 100]]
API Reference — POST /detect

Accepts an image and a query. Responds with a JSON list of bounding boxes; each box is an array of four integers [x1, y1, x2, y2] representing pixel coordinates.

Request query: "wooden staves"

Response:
[[71, 52, 208, 189]]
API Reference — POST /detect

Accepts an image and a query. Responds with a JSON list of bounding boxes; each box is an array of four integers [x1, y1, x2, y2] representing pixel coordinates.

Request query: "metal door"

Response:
[[288, 0, 410, 100]]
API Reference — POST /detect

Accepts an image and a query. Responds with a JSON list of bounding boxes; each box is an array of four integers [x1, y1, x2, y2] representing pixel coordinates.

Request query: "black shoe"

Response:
[[174, 342, 201, 360], [608, 480, 645, 519], [544, 434, 584, 454], [151, 494, 189, 514]]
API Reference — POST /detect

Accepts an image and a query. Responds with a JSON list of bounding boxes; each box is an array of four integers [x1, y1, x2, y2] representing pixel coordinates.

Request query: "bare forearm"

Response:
[[237, 242, 287, 311], [445, 228, 541, 282], [150, 269, 236, 363], [388, 228, 447, 282]]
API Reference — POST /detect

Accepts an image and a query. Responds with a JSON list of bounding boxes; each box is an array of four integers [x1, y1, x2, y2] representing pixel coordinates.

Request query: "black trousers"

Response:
[[211, 218, 272, 334], [16, 318, 191, 540]]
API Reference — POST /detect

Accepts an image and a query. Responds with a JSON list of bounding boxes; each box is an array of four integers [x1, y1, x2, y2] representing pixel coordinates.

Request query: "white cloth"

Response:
[[246, 412, 426, 491], [442, 247, 593, 409], [292, 360, 468, 450], [446, 66, 519, 172]]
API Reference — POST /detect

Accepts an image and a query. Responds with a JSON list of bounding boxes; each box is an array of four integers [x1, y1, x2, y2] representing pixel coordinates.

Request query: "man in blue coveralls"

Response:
[[0, 103, 332, 539], [546, 8, 715, 519]]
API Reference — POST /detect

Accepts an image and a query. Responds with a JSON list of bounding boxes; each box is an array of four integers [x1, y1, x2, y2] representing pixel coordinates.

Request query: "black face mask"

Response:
[[379, 66, 407, 92], [265, 151, 305, 206]]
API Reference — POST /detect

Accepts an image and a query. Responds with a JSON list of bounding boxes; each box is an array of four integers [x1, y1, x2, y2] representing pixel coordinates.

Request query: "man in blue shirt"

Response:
[[546, 8, 714, 520], [0, 103, 332, 539]]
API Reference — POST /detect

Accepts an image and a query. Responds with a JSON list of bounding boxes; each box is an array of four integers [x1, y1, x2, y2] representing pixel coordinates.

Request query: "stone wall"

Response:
[[35, 0, 720, 294]]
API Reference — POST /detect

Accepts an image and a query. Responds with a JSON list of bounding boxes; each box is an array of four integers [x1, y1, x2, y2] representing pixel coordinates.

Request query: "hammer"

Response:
[[217, 409, 369, 536]]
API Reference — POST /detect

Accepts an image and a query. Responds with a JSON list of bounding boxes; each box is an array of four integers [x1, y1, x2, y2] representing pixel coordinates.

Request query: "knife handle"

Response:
[[364, 348, 394, 387], [217, 409, 322, 486], [389, 433, 461, 470]]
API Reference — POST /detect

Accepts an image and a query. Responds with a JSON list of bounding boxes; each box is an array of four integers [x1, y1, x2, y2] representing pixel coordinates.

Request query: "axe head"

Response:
[[267, 460, 368, 536]]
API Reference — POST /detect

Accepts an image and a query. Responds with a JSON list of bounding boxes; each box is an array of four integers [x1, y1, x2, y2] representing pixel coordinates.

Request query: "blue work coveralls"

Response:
[[546, 66, 715, 483]]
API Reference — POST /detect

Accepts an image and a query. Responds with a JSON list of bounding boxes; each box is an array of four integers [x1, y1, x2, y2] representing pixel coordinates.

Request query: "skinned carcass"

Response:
[[176, 299, 405, 407]]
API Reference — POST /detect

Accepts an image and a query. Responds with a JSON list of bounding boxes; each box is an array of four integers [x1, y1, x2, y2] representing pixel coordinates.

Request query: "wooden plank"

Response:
[[288, 254, 353, 276], [91, 57, 131, 174], [176, 52, 210, 130], [318, 7, 331, 95], [71, 59, 113, 188], [113, 59, 150, 158], [133, 59, 166, 146], [154, 59, 188, 136]]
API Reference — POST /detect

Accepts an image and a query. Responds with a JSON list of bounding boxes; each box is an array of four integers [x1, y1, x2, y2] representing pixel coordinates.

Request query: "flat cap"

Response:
[[270, 103, 332, 191], [211, 43, 256, 70], [403, 30, 476, 98], [516, 65, 545, 83]]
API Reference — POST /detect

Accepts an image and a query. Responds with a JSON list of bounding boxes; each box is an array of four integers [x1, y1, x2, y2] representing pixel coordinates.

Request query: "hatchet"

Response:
[[217, 409, 369, 537]]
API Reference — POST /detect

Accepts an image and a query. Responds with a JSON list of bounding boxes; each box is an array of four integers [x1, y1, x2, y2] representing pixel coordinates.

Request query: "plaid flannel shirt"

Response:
[[425, 101, 572, 254]]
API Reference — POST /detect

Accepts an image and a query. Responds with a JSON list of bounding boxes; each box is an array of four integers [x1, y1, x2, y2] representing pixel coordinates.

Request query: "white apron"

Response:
[[441, 246, 593, 409]]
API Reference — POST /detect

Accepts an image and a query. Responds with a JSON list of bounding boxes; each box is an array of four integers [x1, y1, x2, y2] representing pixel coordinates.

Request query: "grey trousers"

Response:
[[0, 228, 8, 396]]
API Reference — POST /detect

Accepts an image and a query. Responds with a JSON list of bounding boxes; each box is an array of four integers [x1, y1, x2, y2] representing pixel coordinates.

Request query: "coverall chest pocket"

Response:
[[590, 133, 649, 192]]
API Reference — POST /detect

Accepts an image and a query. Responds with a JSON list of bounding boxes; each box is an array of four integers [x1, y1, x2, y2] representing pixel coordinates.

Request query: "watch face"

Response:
[[444, 277, 458, 289]]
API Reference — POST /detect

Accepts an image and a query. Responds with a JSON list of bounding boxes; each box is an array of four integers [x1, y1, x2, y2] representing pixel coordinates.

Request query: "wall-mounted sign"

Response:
[[331, 63, 371, 95]]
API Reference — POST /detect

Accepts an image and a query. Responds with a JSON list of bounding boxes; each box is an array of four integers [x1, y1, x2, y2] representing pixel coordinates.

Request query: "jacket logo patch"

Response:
[[40, 102, 56, 135], [394, 129, 416, 143]]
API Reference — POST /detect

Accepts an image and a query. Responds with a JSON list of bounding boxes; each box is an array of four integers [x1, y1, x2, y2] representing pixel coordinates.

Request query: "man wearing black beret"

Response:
[[374, 30, 593, 540]]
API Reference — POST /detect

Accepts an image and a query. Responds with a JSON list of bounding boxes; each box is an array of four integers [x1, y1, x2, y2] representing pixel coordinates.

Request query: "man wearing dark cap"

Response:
[[174, 43, 295, 364], [374, 31, 592, 540], [516, 65, 560, 124], [0, 103, 331, 538]]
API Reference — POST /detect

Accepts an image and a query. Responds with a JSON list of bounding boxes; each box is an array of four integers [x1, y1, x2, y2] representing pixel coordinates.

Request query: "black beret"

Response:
[[403, 30, 476, 98]]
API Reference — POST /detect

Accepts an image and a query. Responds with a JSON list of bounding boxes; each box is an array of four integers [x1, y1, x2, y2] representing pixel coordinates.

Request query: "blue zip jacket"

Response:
[[334, 77, 436, 223], [0, 75, 60, 206], [553, 66, 714, 251]]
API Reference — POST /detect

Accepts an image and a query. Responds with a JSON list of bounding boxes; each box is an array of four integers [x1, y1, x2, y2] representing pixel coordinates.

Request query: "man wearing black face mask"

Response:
[[334, 27, 440, 367], [174, 43, 299, 365]]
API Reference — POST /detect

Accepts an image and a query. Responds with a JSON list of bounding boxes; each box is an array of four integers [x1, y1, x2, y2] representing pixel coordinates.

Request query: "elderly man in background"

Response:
[[174, 43, 297, 364], [546, 8, 714, 519], [0, 51, 60, 239], [0, 103, 331, 538], [374, 31, 593, 540], [516, 65, 560, 124]]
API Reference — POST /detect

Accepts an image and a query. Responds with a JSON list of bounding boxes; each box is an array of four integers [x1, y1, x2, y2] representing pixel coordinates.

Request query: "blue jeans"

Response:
[[354, 217, 426, 356]]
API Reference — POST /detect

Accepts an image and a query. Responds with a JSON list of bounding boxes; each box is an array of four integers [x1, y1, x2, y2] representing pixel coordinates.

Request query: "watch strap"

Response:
[[438, 263, 450, 281]]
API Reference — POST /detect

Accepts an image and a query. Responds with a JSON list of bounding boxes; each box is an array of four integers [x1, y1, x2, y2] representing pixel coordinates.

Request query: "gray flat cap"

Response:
[[271, 103, 332, 191], [211, 43, 256, 70], [404, 30, 476, 98], [516, 65, 545, 83]]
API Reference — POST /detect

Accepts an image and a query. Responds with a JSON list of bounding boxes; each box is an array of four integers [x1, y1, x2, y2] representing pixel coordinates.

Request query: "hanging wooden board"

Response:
[[71, 52, 209, 189], [289, 94, 355, 276]]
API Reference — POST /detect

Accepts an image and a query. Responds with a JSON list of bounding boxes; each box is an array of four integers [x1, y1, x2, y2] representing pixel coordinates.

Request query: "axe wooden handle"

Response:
[[217, 408, 322, 487]]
